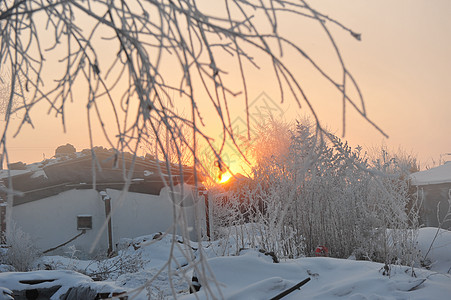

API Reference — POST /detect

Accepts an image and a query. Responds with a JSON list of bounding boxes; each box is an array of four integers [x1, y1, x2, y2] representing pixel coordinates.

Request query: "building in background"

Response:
[[0, 148, 205, 257], [410, 162, 451, 229]]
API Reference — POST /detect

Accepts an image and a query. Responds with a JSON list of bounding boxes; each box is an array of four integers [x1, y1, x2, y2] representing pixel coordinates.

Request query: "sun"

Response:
[[218, 171, 233, 184]]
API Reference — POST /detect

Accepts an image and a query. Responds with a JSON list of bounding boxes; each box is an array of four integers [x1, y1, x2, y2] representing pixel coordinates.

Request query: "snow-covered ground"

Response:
[[0, 228, 450, 299], [182, 253, 450, 300]]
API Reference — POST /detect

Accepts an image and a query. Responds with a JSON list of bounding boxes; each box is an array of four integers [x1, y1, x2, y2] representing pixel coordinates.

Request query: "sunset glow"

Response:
[[218, 172, 233, 184]]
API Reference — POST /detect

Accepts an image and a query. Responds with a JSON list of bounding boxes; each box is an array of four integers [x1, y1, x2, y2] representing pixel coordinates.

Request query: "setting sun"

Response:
[[218, 172, 233, 184]]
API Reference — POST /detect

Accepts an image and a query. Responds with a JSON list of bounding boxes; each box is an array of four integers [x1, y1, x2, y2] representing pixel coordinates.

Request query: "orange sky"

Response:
[[2, 0, 450, 170]]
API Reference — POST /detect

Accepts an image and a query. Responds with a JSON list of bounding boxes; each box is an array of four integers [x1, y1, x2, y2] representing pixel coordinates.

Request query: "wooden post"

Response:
[[100, 191, 114, 256], [204, 191, 210, 240], [0, 188, 6, 239], [104, 197, 113, 256], [0, 202, 6, 240], [198, 186, 210, 240]]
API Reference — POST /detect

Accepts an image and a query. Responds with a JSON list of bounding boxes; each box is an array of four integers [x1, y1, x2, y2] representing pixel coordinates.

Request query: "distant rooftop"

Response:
[[1, 148, 198, 206], [410, 162, 451, 186]]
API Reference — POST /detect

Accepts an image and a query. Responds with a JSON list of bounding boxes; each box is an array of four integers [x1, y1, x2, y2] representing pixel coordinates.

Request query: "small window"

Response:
[[77, 215, 92, 230]]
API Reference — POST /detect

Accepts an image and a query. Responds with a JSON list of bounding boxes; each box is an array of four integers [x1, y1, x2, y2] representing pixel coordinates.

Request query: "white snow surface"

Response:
[[410, 162, 451, 185], [0, 228, 450, 299], [416, 227, 451, 274], [182, 253, 450, 300], [0, 270, 123, 299]]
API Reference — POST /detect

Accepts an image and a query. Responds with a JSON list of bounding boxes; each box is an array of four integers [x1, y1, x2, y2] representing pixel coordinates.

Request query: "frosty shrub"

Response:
[[1, 221, 40, 271], [37, 245, 81, 272], [86, 251, 144, 280], [40, 245, 144, 281], [83, 247, 144, 281], [359, 147, 421, 265], [211, 120, 420, 266]]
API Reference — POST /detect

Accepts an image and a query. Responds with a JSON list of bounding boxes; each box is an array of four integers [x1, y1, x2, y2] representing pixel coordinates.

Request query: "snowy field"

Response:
[[0, 227, 450, 299]]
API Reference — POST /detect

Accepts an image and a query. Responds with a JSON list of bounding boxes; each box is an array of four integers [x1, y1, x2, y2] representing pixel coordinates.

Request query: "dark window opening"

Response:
[[77, 215, 92, 230]]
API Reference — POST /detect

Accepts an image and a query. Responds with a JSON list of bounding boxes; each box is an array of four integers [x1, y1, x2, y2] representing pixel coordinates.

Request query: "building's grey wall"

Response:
[[418, 183, 451, 229]]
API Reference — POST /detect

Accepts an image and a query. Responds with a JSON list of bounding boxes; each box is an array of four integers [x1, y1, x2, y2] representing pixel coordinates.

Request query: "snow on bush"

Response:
[[210, 120, 420, 266], [39, 244, 144, 281], [0, 221, 40, 271]]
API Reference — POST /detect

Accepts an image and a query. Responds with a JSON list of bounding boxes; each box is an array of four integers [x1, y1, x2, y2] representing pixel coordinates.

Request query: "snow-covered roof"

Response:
[[410, 162, 451, 186], [2, 149, 198, 206], [0, 169, 31, 179]]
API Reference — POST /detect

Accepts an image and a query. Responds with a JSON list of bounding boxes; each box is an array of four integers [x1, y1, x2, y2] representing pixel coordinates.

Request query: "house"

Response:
[[410, 162, 451, 229], [0, 148, 207, 258]]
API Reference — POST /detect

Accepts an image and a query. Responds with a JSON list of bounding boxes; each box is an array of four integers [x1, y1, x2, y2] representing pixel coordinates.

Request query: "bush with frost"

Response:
[[1, 222, 40, 271], [211, 120, 419, 266]]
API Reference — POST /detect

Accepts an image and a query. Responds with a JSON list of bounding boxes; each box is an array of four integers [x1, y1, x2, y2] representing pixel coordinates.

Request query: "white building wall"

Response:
[[11, 184, 206, 257], [11, 189, 108, 258], [107, 184, 204, 247]]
